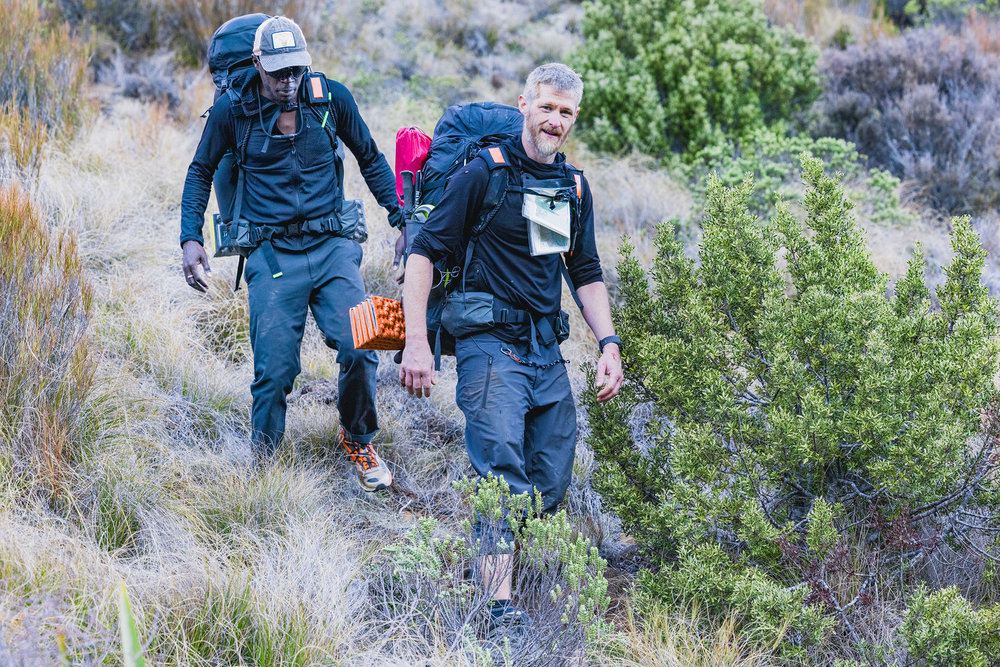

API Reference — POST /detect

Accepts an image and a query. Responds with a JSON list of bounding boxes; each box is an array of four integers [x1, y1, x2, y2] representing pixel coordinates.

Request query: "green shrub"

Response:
[[692, 129, 864, 216], [374, 474, 612, 663], [574, 0, 821, 161], [901, 586, 1000, 666], [585, 156, 1000, 654]]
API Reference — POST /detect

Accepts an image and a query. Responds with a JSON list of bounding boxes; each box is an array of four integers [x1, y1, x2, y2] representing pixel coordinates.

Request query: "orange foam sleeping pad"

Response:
[[349, 295, 406, 350]]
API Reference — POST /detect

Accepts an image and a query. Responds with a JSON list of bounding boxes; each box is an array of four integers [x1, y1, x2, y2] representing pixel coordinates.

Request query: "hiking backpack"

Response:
[[396, 101, 583, 368]]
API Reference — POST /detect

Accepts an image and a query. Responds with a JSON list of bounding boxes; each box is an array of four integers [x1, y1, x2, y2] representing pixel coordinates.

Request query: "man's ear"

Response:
[[518, 94, 528, 114]]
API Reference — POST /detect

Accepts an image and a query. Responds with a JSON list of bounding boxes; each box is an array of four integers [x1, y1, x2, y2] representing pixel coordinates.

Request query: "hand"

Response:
[[399, 338, 435, 398], [392, 228, 406, 284], [594, 343, 623, 403], [182, 240, 211, 292]]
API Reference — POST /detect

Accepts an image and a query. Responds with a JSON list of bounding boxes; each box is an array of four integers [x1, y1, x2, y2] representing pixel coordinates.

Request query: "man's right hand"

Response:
[[400, 339, 435, 398], [182, 240, 212, 292]]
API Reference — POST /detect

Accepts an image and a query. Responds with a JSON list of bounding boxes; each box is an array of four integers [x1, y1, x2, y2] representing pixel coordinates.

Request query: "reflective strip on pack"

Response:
[[310, 76, 323, 100], [574, 174, 582, 198], [488, 147, 505, 165]]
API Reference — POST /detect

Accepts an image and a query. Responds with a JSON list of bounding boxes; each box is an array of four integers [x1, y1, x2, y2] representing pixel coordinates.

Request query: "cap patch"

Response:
[[271, 31, 296, 49]]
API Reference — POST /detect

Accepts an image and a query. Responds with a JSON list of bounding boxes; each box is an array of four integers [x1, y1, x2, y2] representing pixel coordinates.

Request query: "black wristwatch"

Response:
[[599, 335, 621, 354]]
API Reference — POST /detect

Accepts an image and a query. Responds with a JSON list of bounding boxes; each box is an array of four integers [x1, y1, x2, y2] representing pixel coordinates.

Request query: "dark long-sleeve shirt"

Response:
[[180, 72, 401, 247], [410, 137, 603, 317]]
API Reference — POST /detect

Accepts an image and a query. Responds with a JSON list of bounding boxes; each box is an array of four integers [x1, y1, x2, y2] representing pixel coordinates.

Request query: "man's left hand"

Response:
[[392, 228, 406, 283], [594, 344, 623, 402]]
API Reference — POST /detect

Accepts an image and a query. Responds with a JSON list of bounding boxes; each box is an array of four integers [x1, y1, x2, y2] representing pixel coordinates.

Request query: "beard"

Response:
[[527, 124, 564, 158]]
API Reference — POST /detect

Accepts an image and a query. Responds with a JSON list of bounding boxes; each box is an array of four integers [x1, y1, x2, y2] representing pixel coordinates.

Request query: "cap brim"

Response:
[[258, 50, 312, 72]]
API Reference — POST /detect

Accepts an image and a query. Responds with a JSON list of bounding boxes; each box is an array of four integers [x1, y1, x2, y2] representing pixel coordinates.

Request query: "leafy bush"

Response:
[[373, 474, 611, 664], [585, 156, 1000, 656], [693, 129, 911, 223], [0, 185, 94, 497], [692, 128, 864, 217], [574, 0, 821, 160], [901, 586, 1000, 666], [0, 0, 92, 135], [814, 29, 1000, 214]]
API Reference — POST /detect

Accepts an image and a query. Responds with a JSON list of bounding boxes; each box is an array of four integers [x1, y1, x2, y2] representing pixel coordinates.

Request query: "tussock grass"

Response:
[[164, 0, 324, 66], [0, 184, 94, 499], [0, 0, 93, 134], [598, 602, 782, 667]]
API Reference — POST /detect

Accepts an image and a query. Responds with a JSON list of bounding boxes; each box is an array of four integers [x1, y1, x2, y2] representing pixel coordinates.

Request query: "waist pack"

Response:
[[442, 291, 570, 345], [214, 198, 367, 258]]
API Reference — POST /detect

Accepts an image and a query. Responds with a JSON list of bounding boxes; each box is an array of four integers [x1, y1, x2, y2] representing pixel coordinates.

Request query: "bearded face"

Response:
[[519, 84, 580, 163]]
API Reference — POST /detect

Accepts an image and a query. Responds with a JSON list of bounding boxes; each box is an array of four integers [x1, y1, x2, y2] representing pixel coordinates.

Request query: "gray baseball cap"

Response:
[[252, 17, 312, 72]]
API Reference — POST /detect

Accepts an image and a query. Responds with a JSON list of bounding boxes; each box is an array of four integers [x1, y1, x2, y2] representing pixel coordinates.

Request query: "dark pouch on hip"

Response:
[[555, 310, 570, 343], [337, 198, 368, 243], [441, 291, 495, 338]]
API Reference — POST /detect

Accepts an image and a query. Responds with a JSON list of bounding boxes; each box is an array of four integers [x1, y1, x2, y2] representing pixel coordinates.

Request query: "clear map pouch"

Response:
[[520, 174, 576, 256]]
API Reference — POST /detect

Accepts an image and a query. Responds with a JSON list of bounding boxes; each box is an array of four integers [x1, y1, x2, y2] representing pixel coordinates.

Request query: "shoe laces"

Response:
[[342, 439, 379, 471]]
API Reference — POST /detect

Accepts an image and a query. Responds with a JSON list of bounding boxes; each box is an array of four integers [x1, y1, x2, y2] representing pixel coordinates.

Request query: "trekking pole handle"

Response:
[[401, 170, 415, 218]]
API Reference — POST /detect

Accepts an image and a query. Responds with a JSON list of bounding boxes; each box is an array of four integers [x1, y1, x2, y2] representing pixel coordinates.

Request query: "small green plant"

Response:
[[375, 474, 612, 663], [118, 582, 146, 667]]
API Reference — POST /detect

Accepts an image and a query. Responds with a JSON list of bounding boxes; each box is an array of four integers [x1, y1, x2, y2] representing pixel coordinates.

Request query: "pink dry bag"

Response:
[[394, 126, 432, 207]]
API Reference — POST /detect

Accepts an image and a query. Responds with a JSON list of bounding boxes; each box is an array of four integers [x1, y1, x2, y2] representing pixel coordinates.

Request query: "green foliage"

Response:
[[904, 0, 1000, 25], [901, 586, 1000, 666], [167, 582, 311, 665], [377, 475, 612, 661], [574, 0, 821, 160], [586, 156, 1000, 653], [692, 129, 863, 216], [118, 582, 146, 667]]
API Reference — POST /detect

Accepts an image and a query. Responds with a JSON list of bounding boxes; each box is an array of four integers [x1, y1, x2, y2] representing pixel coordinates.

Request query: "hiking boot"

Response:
[[339, 430, 392, 492], [486, 599, 530, 636]]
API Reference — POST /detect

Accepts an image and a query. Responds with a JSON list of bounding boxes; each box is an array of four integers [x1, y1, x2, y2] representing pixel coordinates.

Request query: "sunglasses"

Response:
[[264, 66, 307, 80]]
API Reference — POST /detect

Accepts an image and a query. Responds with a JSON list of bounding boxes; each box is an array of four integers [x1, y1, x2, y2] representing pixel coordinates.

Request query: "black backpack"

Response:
[[208, 13, 269, 103], [418, 101, 524, 207], [399, 102, 583, 368]]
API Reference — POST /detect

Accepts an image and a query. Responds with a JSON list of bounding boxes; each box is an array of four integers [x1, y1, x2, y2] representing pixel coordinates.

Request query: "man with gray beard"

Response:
[[400, 63, 622, 628]]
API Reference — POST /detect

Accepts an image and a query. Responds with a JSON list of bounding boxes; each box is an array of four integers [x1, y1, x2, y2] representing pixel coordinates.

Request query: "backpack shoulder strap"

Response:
[[471, 145, 515, 237], [561, 161, 585, 309], [302, 72, 345, 185]]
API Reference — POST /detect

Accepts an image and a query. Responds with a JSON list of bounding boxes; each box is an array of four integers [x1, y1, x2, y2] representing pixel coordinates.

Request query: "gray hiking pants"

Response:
[[455, 332, 577, 551], [245, 233, 378, 459]]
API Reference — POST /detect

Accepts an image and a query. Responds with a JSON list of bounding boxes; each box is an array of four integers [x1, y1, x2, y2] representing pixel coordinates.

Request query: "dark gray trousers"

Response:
[[245, 234, 378, 458], [455, 332, 576, 550]]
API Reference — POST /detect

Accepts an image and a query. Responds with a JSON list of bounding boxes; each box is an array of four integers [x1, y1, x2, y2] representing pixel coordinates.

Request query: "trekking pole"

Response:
[[401, 170, 415, 219]]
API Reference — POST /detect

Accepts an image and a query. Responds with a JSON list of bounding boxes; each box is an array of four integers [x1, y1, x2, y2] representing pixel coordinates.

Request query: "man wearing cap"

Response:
[[180, 16, 401, 490]]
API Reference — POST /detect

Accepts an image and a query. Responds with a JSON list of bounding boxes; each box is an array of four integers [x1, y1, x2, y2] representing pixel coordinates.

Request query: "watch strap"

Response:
[[599, 335, 621, 353]]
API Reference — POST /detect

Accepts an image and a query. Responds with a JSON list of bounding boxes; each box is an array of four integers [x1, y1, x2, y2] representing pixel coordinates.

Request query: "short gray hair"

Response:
[[522, 63, 583, 108]]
